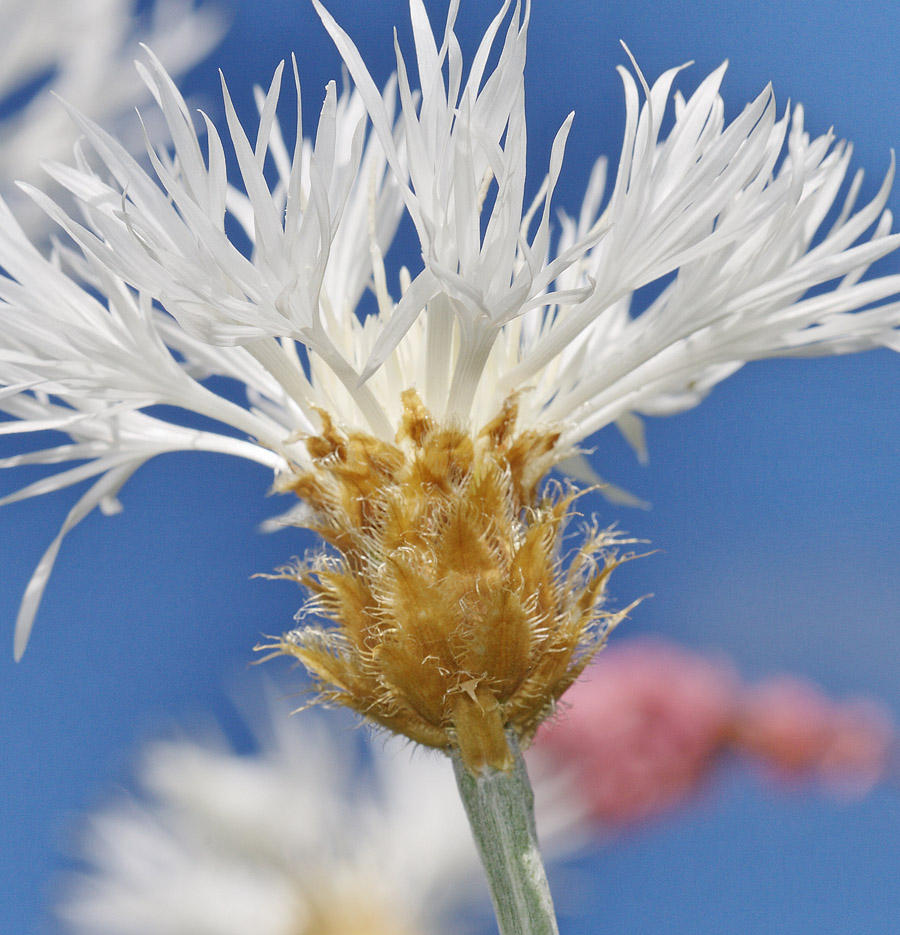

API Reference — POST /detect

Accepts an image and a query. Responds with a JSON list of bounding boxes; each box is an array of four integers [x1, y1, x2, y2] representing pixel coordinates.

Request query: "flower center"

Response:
[[258, 390, 632, 774]]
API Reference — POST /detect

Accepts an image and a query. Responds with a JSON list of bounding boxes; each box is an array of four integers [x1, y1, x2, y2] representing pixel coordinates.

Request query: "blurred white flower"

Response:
[[55, 706, 485, 935], [0, 0, 223, 237], [3, 0, 900, 672], [55, 647, 895, 933]]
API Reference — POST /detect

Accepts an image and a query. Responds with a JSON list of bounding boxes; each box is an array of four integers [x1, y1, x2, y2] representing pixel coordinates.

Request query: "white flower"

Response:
[[3, 0, 900, 663], [55, 705, 484, 935], [0, 0, 223, 237]]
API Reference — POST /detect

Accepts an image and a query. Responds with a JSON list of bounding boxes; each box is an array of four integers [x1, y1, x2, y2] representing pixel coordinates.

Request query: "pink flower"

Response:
[[533, 640, 738, 827], [532, 639, 896, 830]]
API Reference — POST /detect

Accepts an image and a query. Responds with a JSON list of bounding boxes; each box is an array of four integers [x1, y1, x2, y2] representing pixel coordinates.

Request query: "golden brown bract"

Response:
[[258, 390, 632, 775]]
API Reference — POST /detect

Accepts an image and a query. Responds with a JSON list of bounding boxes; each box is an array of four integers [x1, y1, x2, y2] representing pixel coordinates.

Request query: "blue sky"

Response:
[[2, 1, 899, 932]]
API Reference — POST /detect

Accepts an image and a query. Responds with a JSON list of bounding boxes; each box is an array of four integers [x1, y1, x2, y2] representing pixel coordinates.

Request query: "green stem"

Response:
[[451, 733, 559, 935]]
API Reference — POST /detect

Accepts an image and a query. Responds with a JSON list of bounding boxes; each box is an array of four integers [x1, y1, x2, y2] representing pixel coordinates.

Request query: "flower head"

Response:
[[532, 639, 897, 828], [56, 706, 482, 935], [532, 638, 739, 826], [257, 389, 633, 773], [3, 2, 900, 766]]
